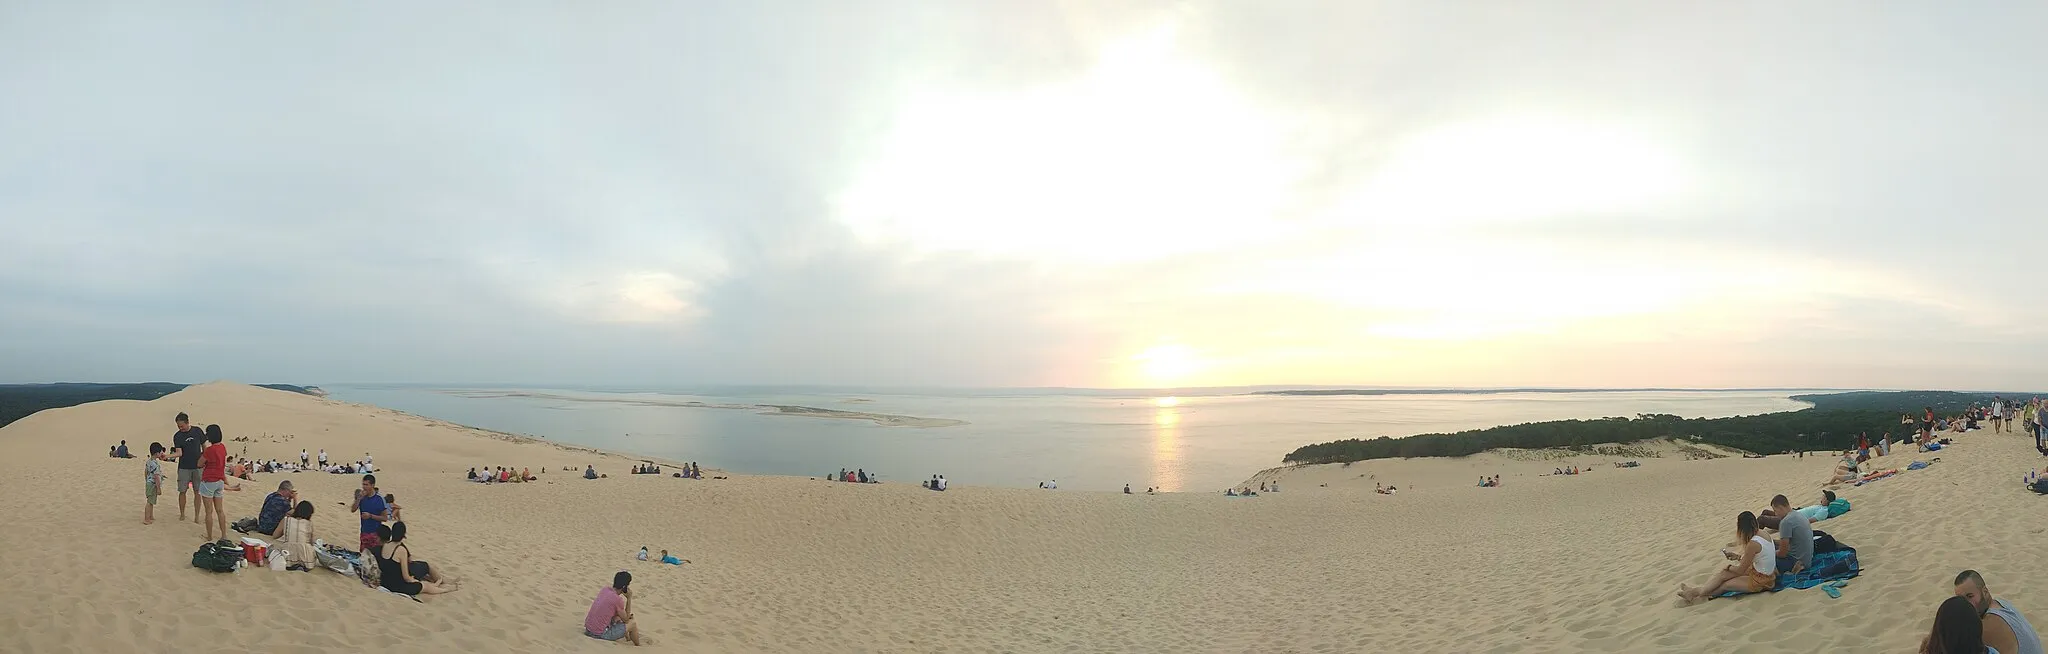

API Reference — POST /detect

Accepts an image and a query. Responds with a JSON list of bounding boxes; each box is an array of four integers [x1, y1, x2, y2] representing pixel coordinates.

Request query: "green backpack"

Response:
[[191, 541, 241, 573]]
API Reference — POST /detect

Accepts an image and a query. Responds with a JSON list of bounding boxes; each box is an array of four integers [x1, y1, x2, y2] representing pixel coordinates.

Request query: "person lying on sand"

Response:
[[658, 549, 688, 565], [1829, 453, 1861, 486], [1677, 511, 1775, 603]]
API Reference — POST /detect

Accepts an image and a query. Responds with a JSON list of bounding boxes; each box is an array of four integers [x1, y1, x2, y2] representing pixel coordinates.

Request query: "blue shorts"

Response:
[[586, 623, 629, 641], [196, 480, 224, 498]]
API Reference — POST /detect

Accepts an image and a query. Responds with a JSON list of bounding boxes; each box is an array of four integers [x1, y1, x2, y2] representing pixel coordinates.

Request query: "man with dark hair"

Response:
[[168, 413, 205, 523], [584, 570, 641, 645], [1766, 495, 1812, 574], [356, 474, 389, 553], [1955, 570, 2043, 654], [256, 480, 296, 535]]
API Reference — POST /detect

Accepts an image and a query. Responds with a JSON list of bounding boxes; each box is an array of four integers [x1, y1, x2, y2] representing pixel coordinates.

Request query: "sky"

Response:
[[3, 2, 2045, 390]]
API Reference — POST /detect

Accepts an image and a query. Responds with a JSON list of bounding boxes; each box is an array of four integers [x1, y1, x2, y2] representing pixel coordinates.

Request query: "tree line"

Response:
[[1281, 390, 2024, 464]]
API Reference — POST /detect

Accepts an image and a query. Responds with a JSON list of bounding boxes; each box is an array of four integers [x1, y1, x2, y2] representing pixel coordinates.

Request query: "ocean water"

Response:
[[321, 386, 1813, 492]]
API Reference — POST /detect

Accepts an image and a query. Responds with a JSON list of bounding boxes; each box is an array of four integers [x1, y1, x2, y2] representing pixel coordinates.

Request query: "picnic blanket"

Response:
[[1719, 546, 1860, 597]]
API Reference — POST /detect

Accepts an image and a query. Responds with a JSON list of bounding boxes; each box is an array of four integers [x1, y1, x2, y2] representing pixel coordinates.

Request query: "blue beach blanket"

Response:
[[1718, 547, 1860, 597]]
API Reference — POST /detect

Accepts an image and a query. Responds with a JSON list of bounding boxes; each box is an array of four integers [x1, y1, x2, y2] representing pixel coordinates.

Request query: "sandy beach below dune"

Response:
[[2, 383, 2042, 653]]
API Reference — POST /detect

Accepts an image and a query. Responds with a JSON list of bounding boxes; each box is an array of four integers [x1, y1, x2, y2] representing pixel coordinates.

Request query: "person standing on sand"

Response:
[[356, 474, 389, 553], [198, 425, 229, 541], [318, 448, 327, 467], [300, 448, 308, 467], [169, 413, 205, 524], [143, 442, 165, 525], [1955, 570, 2044, 654], [585, 571, 641, 645]]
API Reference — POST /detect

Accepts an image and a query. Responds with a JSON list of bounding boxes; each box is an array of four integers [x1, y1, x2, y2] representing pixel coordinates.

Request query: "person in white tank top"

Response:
[[1677, 511, 1777, 603]]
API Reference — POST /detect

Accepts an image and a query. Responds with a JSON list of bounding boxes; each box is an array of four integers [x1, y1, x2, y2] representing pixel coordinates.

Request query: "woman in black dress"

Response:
[[375, 522, 458, 596]]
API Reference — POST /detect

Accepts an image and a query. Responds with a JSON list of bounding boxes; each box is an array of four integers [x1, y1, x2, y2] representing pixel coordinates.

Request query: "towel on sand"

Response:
[[1718, 547, 1860, 597]]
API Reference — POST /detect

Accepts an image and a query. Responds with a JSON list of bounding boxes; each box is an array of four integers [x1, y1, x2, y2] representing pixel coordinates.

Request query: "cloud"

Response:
[[2, 2, 2044, 389]]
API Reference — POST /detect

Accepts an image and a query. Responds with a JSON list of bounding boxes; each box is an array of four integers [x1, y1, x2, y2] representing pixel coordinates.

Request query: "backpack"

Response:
[[191, 541, 241, 573], [357, 544, 382, 588]]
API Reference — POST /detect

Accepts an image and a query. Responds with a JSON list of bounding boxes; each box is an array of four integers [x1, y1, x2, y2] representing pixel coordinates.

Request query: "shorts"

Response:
[[360, 532, 381, 553], [145, 481, 159, 505], [1747, 568, 1777, 591], [176, 468, 202, 493], [196, 480, 224, 498], [586, 622, 629, 641]]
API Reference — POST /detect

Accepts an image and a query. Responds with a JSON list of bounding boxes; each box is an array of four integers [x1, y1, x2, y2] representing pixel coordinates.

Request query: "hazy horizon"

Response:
[[5, 3, 2045, 389]]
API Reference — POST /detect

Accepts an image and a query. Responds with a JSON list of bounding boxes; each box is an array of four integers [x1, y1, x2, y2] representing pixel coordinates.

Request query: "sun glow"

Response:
[[1131, 344, 1203, 385], [835, 25, 1304, 262]]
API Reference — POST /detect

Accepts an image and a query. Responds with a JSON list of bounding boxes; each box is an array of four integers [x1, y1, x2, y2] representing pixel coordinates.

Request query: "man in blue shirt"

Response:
[[257, 480, 296, 536], [355, 474, 389, 553]]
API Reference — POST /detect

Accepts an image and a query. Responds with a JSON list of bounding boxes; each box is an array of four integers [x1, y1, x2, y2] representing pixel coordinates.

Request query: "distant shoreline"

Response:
[[435, 389, 970, 428], [1251, 387, 1835, 396]]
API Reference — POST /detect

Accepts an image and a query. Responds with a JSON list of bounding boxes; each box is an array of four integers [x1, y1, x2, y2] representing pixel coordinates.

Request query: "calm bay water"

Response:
[[321, 386, 1813, 492]]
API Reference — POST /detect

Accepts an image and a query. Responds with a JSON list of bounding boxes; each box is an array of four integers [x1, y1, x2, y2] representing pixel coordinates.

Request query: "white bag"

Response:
[[269, 550, 287, 571]]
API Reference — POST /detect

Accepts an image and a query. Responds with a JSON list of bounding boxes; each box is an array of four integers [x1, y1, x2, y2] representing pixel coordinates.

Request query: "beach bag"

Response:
[[357, 547, 381, 588], [315, 546, 356, 576], [1811, 530, 1846, 554], [191, 541, 241, 573], [2030, 479, 2048, 495]]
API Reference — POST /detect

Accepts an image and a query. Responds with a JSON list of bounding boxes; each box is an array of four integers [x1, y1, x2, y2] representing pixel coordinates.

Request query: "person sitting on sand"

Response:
[[277, 501, 318, 570], [1124, 484, 1133, 494], [115, 440, 132, 458], [585, 571, 641, 645], [585, 465, 599, 480], [1677, 511, 1775, 603], [1955, 570, 2043, 654], [1926, 595, 1996, 654], [375, 522, 457, 597], [523, 467, 535, 481], [637, 546, 649, 561], [256, 480, 297, 536], [658, 549, 688, 565], [1225, 488, 1237, 496], [1757, 495, 1812, 574]]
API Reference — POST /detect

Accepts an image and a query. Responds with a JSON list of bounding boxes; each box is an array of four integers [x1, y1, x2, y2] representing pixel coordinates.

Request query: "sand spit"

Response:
[[439, 389, 969, 428]]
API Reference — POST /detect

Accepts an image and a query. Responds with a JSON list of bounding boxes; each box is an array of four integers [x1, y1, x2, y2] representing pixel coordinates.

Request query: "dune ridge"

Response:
[[3, 382, 2039, 652]]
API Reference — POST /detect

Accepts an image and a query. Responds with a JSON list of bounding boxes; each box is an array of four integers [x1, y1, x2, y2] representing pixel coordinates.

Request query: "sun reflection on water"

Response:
[[1150, 396, 1184, 492]]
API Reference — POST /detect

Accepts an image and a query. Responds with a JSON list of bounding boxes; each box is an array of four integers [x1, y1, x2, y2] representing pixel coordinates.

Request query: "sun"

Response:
[[1131, 344, 1202, 385]]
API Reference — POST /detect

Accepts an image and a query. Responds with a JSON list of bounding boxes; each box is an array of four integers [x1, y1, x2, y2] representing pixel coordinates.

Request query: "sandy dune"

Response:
[[2, 382, 2040, 652]]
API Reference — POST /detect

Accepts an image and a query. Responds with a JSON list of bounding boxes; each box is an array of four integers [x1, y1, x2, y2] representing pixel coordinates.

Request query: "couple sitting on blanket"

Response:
[[1676, 494, 1816, 604]]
